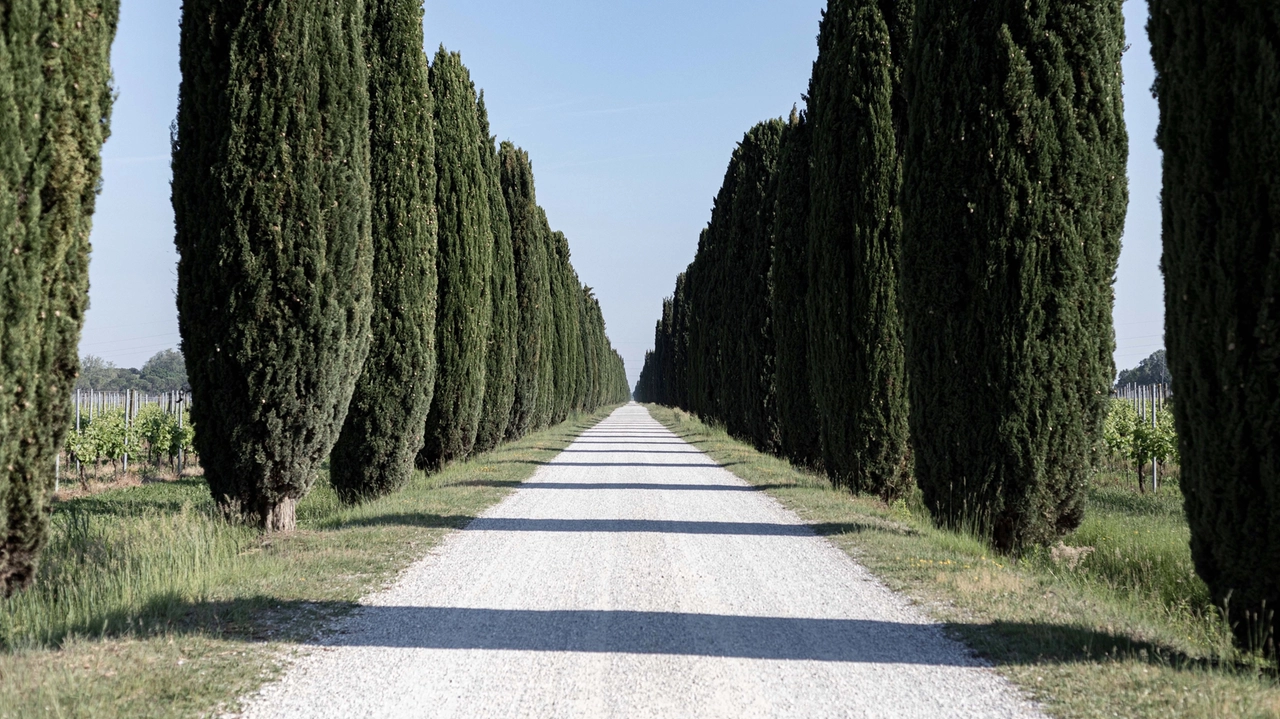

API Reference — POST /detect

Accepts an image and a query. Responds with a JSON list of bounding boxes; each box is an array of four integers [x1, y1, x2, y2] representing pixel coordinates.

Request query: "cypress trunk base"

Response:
[[0, 548, 37, 598], [261, 497, 297, 533]]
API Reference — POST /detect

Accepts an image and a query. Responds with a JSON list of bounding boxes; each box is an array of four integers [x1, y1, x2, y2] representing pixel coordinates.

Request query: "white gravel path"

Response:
[[240, 403, 1044, 719]]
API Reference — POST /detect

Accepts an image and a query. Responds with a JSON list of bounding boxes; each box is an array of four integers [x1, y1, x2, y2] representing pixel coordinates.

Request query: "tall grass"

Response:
[[1, 408, 615, 653], [0, 481, 254, 649]]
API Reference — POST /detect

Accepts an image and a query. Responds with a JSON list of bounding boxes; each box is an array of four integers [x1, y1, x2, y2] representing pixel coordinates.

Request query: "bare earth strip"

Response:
[[240, 404, 1044, 719]]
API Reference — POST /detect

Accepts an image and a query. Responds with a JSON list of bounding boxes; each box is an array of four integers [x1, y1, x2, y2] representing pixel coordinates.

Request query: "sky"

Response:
[[81, 0, 1166, 389]]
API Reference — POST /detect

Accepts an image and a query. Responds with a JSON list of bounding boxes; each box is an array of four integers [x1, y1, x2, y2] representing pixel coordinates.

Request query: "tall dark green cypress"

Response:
[[548, 231, 578, 423], [0, 0, 118, 593], [473, 95, 517, 453], [731, 122, 783, 451], [684, 229, 721, 422], [902, 0, 1127, 551], [173, 0, 372, 531], [578, 287, 599, 409], [531, 207, 557, 429], [807, 0, 912, 500], [684, 121, 783, 444], [1150, 0, 1280, 648], [771, 108, 822, 469], [418, 48, 493, 469], [668, 272, 690, 409], [329, 0, 437, 504], [500, 143, 546, 440]]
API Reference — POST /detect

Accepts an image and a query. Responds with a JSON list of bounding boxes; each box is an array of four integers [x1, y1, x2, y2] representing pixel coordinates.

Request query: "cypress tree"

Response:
[[0, 0, 118, 593], [570, 279, 590, 413], [578, 285, 601, 410], [329, 0, 437, 504], [1150, 0, 1280, 648], [499, 143, 546, 439], [667, 272, 690, 409], [473, 95, 517, 453], [531, 207, 557, 429], [684, 231, 720, 421], [173, 0, 372, 531], [418, 47, 493, 469], [548, 231, 578, 424], [901, 0, 1127, 551], [771, 109, 822, 468], [684, 119, 783, 441], [807, 0, 912, 500], [731, 122, 784, 451]]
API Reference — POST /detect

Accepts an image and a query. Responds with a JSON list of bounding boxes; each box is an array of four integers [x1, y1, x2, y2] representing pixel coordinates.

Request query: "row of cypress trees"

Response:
[[171, 0, 628, 532], [637, 0, 1126, 550], [0, 0, 120, 596], [640, 0, 1280, 651]]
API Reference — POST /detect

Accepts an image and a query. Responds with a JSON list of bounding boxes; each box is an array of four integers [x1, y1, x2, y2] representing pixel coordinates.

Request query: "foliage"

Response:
[[499, 143, 548, 439], [678, 120, 784, 450], [1150, 0, 1280, 651], [172, 0, 373, 531], [64, 406, 194, 474], [0, 0, 119, 595], [900, 0, 1128, 552], [77, 351, 190, 393], [418, 47, 493, 470], [1116, 349, 1170, 388], [330, 0, 438, 505], [474, 95, 518, 453], [769, 110, 822, 469], [806, 0, 912, 499], [1102, 398, 1178, 473]]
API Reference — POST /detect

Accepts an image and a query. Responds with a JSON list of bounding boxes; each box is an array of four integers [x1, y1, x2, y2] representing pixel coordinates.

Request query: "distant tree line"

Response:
[[1, 0, 627, 595], [1115, 350, 1170, 388], [636, 0, 1278, 652], [76, 350, 190, 394]]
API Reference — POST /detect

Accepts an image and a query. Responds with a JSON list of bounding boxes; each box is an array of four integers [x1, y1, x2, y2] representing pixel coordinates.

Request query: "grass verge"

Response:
[[0, 406, 620, 718], [644, 404, 1280, 719]]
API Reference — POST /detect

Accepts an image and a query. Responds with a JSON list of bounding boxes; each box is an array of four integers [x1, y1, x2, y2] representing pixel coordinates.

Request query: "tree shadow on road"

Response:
[[68, 597, 1269, 680]]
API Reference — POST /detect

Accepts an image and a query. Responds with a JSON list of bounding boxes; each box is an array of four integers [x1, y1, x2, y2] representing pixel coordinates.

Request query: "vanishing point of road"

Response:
[[242, 404, 1043, 719]]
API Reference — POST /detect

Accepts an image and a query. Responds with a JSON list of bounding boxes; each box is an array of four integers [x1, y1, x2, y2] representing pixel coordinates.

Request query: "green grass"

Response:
[[645, 404, 1280, 719], [0, 407, 620, 718]]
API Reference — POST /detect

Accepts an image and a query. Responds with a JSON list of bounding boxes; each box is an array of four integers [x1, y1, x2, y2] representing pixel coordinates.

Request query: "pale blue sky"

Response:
[[82, 0, 1164, 389]]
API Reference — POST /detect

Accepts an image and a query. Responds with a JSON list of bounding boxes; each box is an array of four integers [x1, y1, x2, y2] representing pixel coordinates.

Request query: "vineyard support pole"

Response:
[[1152, 384, 1159, 492], [123, 389, 130, 474], [177, 393, 184, 474]]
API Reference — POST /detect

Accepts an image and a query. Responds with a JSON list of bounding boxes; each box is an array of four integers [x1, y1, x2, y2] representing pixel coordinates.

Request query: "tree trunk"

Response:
[[261, 497, 297, 533]]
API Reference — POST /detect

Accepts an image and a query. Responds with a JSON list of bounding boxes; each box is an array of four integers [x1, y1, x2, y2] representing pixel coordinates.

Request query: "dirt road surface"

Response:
[[241, 403, 1042, 719]]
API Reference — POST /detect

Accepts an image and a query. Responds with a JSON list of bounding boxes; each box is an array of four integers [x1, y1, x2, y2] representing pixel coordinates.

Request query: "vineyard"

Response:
[[1102, 384, 1176, 494], [59, 390, 195, 489]]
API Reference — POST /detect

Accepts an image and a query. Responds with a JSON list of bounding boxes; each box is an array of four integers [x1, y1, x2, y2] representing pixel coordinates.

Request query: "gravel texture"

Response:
[[240, 404, 1044, 718]]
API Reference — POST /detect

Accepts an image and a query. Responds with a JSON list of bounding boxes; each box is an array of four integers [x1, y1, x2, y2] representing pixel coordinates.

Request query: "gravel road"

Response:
[[241, 403, 1043, 719]]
